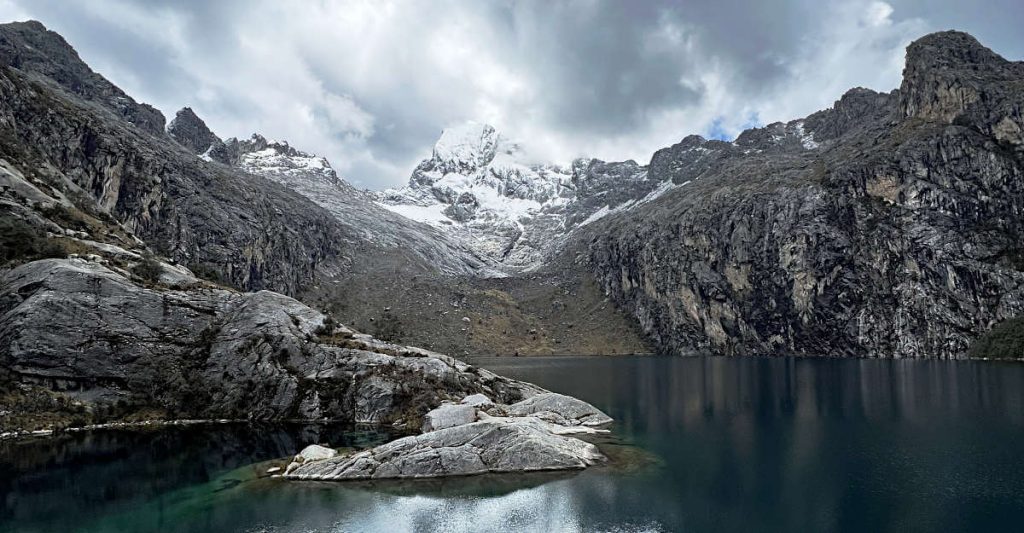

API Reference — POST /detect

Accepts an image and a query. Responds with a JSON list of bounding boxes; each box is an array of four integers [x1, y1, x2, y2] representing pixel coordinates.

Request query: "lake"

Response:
[[3, 355, 1024, 532]]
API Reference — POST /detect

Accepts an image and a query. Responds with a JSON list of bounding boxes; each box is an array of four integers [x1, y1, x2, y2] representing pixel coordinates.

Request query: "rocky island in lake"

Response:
[[284, 392, 612, 480]]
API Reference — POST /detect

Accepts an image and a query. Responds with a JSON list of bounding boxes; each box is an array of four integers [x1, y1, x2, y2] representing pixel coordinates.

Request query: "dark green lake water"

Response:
[[3, 355, 1024, 532]]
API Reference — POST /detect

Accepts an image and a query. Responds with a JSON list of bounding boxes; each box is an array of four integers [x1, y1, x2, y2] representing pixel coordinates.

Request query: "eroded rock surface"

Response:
[[505, 392, 614, 427], [284, 393, 611, 480], [577, 31, 1024, 358], [0, 259, 542, 428], [421, 403, 477, 432]]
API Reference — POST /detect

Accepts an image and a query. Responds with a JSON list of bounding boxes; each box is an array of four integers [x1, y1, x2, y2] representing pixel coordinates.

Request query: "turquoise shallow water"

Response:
[[3, 355, 1024, 532]]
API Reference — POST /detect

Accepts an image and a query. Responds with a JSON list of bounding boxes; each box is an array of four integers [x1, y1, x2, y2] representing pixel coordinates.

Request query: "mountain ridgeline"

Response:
[[579, 32, 1024, 358], [0, 14, 1021, 399]]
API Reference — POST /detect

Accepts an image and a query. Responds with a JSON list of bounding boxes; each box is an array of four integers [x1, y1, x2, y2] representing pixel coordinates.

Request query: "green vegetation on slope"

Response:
[[0, 215, 64, 265], [969, 317, 1024, 359]]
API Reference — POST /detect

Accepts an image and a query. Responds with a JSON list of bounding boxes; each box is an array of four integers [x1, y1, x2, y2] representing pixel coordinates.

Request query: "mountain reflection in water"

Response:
[[2, 355, 1023, 532]]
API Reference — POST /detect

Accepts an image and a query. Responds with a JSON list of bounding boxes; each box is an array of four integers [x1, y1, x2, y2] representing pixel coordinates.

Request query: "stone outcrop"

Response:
[[0, 259, 542, 427], [578, 31, 1024, 358], [166, 107, 222, 157], [504, 392, 614, 426], [421, 403, 477, 432], [0, 21, 165, 136], [283, 393, 610, 480]]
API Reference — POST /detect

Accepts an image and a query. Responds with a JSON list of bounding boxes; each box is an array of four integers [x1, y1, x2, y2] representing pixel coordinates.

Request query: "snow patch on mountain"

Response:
[[234, 135, 342, 187], [376, 122, 664, 271], [578, 177, 689, 227]]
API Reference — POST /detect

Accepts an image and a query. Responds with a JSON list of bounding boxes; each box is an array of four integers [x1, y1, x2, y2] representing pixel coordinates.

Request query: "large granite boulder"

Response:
[[284, 417, 605, 480], [506, 392, 614, 427], [421, 403, 478, 432], [283, 392, 612, 480]]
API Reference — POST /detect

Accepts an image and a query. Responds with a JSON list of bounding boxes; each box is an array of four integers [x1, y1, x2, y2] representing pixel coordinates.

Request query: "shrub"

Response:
[[969, 317, 1024, 360], [0, 215, 64, 264], [188, 262, 224, 283], [314, 315, 337, 336], [134, 253, 163, 283]]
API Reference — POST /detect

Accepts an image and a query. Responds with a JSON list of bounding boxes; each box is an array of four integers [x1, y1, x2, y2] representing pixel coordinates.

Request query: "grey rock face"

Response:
[[0, 26, 348, 295], [285, 418, 604, 480], [579, 31, 1024, 359], [421, 403, 477, 432], [505, 392, 614, 427], [0, 21, 165, 136], [443, 192, 480, 222], [564, 158, 655, 227], [284, 391, 611, 481], [899, 31, 1015, 123], [0, 259, 542, 424], [167, 107, 222, 157]]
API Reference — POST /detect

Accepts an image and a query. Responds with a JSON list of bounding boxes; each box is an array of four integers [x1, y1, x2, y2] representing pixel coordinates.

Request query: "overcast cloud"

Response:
[[0, 0, 1021, 188]]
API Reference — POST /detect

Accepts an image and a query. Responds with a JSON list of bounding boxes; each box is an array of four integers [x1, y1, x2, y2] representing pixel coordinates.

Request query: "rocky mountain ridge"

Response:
[[376, 122, 673, 271], [2, 19, 1021, 372], [574, 31, 1024, 358], [165, 105, 492, 276]]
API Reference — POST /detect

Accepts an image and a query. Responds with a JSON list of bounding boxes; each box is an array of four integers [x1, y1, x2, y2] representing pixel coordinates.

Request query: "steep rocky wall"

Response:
[[581, 32, 1024, 359], [0, 23, 359, 295], [0, 259, 540, 431]]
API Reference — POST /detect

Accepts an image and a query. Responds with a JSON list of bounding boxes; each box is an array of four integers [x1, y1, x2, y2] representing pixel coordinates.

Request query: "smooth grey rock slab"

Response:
[[421, 403, 477, 432], [284, 417, 605, 480], [0, 259, 543, 425], [297, 444, 338, 462], [460, 393, 494, 408], [506, 392, 613, 426]]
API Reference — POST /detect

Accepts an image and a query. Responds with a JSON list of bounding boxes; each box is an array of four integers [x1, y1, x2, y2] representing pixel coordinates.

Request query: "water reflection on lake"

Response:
[[2, 355, 1023, 532]]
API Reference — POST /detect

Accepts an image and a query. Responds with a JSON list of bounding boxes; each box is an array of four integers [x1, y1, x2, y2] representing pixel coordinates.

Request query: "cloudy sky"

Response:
[[1, 0, 1020, 188]]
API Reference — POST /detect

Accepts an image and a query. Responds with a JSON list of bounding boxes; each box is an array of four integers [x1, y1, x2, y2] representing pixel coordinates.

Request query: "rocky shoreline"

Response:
[[0, 418, 243, 440]]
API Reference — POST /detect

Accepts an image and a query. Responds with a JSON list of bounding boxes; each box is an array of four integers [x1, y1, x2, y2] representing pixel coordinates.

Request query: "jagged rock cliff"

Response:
[[0, 21, 487, 297], [579, 31, 1024, 358], [0, 20, 165, 136], [0, 21, 358, 295], [0, 258, 540, 430], [165, 106, 491, 276], [377, 122, 669, 270], [2, 20, 1018, 364]]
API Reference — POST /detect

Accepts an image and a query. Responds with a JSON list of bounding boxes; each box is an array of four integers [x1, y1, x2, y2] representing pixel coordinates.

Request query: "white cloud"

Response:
[[0, 0, 29, 21], [5, 0, 1017, 189]]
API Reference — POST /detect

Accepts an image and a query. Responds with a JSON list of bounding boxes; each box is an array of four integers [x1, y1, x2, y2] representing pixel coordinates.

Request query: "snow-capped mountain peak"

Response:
[[232, 134, 342, 187], [429, 121, 501, 175], [374, 122, 661, 271]]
